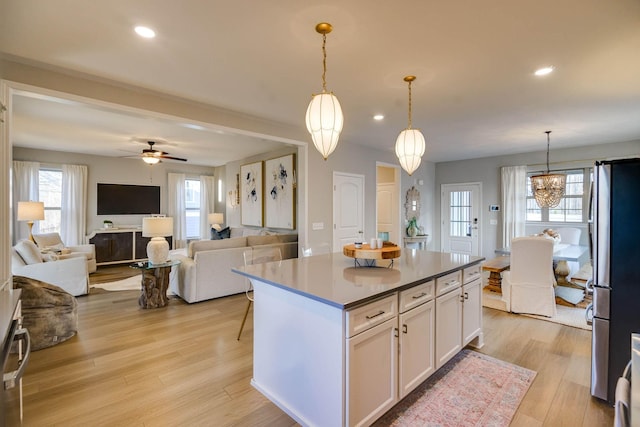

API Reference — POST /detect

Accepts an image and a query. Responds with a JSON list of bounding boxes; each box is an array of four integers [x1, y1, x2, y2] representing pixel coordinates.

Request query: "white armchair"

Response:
[[32, 232, 97, 273], [501, 236, 557, 317], [12, 239, 89, 296]]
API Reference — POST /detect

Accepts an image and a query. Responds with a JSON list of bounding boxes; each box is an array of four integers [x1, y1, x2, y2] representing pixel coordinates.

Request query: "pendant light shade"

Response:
[[306, 22, 343, 160], [305, 92, 343, 160], [530, 131, 566, 208], [395, 76, 426, 175], [395, 129, 426, 176]]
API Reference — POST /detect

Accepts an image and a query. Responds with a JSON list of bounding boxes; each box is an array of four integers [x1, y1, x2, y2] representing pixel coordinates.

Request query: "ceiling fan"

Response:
[[139, 141, 187, 164]]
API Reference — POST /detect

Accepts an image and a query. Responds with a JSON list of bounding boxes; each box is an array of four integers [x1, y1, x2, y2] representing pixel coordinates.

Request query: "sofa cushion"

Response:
[[247, 235, 279, 246], [32, 233, 64, 249], [188, 236, 247, 258], [14, 240, 43, 265], [277, 233, 298, 243]]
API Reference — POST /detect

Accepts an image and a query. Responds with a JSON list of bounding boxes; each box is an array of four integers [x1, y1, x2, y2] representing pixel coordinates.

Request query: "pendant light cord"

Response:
[[545, 130, 552, 173], [321, 33, 327, 93], [407, 80, 413, 129]]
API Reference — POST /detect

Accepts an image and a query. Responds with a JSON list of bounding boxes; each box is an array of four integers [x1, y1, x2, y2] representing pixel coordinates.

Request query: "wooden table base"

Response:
[[138, 267, 170, 309]]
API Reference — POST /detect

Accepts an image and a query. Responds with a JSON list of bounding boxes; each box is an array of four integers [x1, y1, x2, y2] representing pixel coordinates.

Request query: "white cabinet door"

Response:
[[347, 317, 397, 427], [399, 299, 435, 398], [435, 288, 462, 369], [462, 278, 482, 346]]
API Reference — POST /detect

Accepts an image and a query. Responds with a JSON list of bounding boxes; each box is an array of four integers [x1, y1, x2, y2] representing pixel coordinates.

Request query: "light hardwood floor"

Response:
[[7, 267, 613, 426]]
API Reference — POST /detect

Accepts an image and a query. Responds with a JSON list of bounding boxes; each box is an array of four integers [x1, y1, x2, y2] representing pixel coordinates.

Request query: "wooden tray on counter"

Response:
[[343, 243, 401, 260]]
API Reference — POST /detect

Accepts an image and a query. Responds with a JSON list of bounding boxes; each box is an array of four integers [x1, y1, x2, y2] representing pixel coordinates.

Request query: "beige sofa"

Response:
[[169, 233, 298, 303]]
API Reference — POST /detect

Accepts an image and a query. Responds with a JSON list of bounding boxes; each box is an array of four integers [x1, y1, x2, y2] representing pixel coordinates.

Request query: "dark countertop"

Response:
[[233, 249, 484, 309]]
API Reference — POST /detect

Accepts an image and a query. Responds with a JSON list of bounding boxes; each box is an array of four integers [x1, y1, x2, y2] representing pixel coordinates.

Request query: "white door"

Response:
[[377, 183, 397, 243], [333, 172, 365, 252], [441, 183, 481, 256]]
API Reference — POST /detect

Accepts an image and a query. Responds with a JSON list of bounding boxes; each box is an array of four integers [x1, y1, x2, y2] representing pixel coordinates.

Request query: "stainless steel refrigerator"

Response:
[[591, 157, 640, 403]]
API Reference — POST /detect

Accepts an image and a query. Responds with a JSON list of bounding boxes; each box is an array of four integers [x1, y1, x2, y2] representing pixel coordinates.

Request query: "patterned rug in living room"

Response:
[[373, 350, 536, 427]]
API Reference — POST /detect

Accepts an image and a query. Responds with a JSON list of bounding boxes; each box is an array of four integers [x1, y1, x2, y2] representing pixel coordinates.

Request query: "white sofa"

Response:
[[11, 239, 89, 296], [32, 232, 97, 273], [169, 233, 298, 303]]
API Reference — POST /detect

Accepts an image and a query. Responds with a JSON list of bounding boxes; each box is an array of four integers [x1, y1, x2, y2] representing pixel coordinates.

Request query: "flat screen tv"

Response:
[[97, 183, 160, 215]]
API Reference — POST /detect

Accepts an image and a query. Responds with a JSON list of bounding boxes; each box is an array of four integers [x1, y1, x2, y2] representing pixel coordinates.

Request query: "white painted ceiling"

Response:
[[2, 0, 640, 166]]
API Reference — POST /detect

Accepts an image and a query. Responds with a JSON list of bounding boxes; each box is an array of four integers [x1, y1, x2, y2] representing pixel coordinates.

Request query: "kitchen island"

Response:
[[233, 249, 484, 427]]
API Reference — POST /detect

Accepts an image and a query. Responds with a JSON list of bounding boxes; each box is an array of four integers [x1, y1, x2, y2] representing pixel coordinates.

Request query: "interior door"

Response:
[[441, 183, 481, 256], [333, 172, 365, 252]]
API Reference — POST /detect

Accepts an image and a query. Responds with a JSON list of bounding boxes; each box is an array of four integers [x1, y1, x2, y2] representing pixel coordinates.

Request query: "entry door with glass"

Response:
[[441, 183, 481, 256]]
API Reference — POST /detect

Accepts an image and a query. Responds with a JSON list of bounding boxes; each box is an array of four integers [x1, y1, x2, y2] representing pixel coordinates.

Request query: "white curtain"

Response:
[[501, 165, 527, 248], [12, 160, 40, 242], [168, 173, 187, 249], [199, 175, 216, 239], [61, 164, 87, 245]]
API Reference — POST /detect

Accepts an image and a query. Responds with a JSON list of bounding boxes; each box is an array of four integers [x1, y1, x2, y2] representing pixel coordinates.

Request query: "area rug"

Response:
[[482, 288, 591, 330], [91, 275, 141, 291], [373, 349, 536, 426]]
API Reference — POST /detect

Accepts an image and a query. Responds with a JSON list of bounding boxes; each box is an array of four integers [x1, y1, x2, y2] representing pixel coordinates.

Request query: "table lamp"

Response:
[[208, 213, 224, 231], [17, 201, 45, 242], [142, 216, 173, 265]]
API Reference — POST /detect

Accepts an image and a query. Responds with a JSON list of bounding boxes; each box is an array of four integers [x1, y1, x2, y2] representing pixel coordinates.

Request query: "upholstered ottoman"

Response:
[[12, 275, 78, 351]]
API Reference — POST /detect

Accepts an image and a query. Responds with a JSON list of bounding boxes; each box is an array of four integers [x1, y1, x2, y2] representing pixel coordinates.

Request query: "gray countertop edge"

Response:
[[232, 258, 484, 310]]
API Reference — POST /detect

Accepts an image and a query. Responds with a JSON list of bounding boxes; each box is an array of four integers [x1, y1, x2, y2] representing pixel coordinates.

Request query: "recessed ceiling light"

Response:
[[534, 66, 554, 76], [373, 114, 384, 121], [134, 26, 156, 39]]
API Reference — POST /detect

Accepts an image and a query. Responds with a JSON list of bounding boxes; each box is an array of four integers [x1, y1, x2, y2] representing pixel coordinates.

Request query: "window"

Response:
[[449, 190, 472, 237], [38, 168, 62, 233], [184, 179, 201, 239], [526, 168, 591, 223]]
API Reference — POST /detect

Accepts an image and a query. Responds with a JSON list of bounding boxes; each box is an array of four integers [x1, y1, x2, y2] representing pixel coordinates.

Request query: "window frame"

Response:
[[184, 178, 201, 239], [38, 167, 63, 234]]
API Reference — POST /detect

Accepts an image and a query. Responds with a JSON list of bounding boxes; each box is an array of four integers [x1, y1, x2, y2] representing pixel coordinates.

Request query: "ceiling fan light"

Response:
[[142, 155, 160, 165], [395, 128, 426, 176], [305, 92, 344, 160]]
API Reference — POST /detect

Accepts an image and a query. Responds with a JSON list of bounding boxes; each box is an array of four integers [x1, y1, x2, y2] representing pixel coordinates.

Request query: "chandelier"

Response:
[[395, 76, 426, 176], [530, 131, 565, 208], [305, 22, 344, 160]]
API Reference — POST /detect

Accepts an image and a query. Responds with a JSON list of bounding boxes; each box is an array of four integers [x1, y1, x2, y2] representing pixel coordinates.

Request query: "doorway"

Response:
[[441, 182, 482, 256], [376, 163, 401, 245]]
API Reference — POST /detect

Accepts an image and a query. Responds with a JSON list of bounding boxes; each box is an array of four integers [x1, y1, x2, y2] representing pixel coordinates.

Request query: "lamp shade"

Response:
[[142, 216, 173, 237], [208, 213, 224, 226], [17, 201, 45, 221], [305, 92, 344, 160], [395, 128, 426, 176]]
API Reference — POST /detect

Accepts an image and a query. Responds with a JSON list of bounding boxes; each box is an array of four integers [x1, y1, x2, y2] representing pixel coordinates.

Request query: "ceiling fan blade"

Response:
[[160, 155, 187, 162]]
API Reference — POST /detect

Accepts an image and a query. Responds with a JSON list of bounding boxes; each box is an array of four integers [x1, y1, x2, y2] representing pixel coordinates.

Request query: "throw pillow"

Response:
[[211, 227, 231, 240], [14, 240, 43, 265]]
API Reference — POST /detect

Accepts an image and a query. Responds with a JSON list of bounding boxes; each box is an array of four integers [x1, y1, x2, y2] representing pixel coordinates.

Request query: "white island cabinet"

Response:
[[234, 250, 484, 427]]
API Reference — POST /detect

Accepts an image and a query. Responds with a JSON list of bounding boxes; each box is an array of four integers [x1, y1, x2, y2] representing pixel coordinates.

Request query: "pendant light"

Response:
[[305, 22, 344, 160], [395, 76, 426, 176], [530, 131, 566, 208]]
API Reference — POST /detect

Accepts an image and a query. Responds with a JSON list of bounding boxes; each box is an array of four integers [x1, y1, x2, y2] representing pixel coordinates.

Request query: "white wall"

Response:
[[435, 140, 640, 258], [13, 147, 215, 235]]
